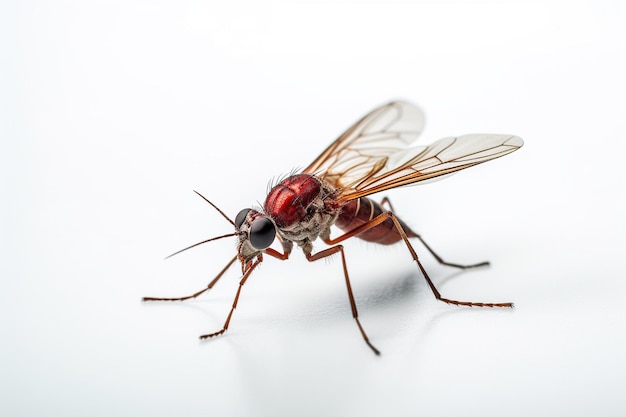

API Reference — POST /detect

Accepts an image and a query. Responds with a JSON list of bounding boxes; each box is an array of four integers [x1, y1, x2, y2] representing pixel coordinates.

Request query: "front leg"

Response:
[[143, 255, 238, 302], [199, 246, 293, 340]]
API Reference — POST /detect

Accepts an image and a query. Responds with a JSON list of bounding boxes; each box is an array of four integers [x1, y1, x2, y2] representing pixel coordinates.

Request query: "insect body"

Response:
[[144, 101, 523, 355]]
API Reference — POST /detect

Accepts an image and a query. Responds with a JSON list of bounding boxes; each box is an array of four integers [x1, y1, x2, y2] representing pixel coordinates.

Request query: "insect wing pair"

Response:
[[144, 101, 523, 355]]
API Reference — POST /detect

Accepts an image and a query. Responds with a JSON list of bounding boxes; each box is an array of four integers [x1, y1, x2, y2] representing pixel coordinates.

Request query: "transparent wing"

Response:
[[303, 101, 426, 187], [337, 134, 523, 202], [303, 101, 523, 201]]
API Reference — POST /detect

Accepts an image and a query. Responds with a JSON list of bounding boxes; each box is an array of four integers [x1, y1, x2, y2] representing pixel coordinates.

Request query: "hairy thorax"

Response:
[[264, 174, 342, 254]]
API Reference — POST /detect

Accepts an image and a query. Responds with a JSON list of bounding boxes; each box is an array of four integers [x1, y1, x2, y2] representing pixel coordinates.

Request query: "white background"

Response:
[[2, 1, 625, 416]]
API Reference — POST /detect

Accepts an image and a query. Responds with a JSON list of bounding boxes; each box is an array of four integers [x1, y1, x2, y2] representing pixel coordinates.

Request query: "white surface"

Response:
[[2, 1, 625, 416]]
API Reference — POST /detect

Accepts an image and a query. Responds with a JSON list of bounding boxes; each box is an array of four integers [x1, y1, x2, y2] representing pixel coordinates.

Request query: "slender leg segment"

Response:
[[143, 255, 238, 302], [306, 246, 381, 355], [199, 257, 262, 339], [380, 196, 488, 269], [413, 234, 489, 269], [200, 247, 292, 340], [379, 196, 395, 211], [325, 211, 513, 308]]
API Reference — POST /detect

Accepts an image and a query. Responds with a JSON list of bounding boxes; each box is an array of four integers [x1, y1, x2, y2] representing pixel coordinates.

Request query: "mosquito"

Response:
[[144, 101, 523, 355]]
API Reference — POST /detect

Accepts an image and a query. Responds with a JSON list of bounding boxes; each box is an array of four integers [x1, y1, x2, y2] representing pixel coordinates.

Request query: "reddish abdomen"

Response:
[[264, 174, 322, 228], [336, 197, 417, 245]]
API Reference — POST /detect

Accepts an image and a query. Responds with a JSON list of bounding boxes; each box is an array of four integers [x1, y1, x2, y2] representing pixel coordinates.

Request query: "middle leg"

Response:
[[306, 246, 381, 355]]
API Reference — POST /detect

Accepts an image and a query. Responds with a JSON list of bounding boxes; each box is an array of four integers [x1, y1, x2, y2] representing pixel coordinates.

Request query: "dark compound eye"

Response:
[[249, 218, 276, 250], [234, 209, 251, 228]]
